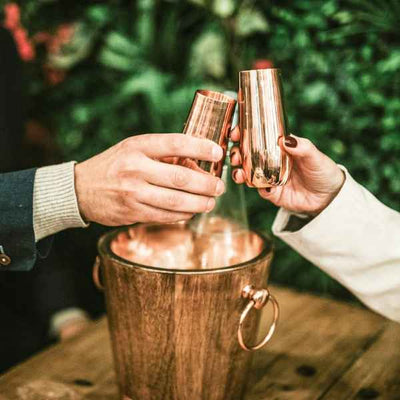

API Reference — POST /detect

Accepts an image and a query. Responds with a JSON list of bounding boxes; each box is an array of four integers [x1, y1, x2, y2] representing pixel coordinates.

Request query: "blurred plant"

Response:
[[3, 2, 35, 61], [1, 0, 399, 300]]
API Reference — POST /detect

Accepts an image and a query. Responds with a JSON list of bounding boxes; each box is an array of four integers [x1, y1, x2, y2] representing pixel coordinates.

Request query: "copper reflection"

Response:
[[109, 219, 266, 271], [239, 69, 291, 188], [178, 90, 236, 177]]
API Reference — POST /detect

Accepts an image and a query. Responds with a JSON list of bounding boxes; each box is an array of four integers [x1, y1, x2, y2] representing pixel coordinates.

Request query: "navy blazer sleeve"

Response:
[[0, 168, 48, 271]]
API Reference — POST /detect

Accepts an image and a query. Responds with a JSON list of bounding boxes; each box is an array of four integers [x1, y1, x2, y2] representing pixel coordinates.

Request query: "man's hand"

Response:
[[230, 128, 345, 216], [75, 134, 225, 225]]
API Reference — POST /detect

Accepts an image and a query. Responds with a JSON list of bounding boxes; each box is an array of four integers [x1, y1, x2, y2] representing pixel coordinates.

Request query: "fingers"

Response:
[[133, 134, 223, 162], [143, 158, 225, 197], [137, 183, 215, 214], [257, 186, 283, 206], [136, 203, 194, 224], [232, 168, 246, 184], [281, 134, 319, 161], [230, 146, 242, 166], [230, 126, 240, 142]]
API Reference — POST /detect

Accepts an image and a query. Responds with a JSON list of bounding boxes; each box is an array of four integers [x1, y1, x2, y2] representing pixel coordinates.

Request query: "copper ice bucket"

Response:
[[94, 220, 279, 400]]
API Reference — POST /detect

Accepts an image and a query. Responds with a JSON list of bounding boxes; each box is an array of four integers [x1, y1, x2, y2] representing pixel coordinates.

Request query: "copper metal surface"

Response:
[[108, 217, 266, 271], [238, 285, 280, 351], [178, 90, 236, 177], [238, 69, 291, 187], [92, 256, 103, 291], [96, 221, 279, 400]]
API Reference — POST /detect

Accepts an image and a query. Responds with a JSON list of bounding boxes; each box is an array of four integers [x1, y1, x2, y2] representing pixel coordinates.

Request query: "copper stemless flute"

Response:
[[238, 69, 291, 188], [179, 90, 236, 178]]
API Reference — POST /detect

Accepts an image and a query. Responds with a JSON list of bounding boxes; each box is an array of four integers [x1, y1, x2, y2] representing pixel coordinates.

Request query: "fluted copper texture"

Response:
[[238, 69, 291, 188], [179, 90, 236, 177]]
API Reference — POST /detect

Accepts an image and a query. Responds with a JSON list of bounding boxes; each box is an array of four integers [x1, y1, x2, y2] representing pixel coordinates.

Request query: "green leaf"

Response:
[[104, 32, 141, 57], [377, 50, 400, 73], [236, 8, 269, 37], [86, 5, 111, 25], [301, 81, 332, 105], [189, 30, 227, 79], [98, 49, 135, 71], [188, 0, 206, 7], [212, 0, 236, 18]]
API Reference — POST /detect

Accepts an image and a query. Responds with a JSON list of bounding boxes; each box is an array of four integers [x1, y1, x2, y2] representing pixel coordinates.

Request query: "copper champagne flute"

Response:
[[178, 90, 236, 178], [238, 68, 291, 188]]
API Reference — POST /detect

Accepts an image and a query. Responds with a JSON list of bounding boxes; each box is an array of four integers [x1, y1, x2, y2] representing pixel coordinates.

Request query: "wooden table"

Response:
[[1, 286, 400, 399]]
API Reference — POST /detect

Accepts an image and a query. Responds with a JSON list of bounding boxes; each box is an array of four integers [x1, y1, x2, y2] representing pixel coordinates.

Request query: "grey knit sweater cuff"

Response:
[[33, 162, 89, 242]]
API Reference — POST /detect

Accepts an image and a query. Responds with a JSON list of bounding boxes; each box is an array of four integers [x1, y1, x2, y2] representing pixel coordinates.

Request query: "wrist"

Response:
[[74, 162, 91, 222], [308, 168, 346, 217]]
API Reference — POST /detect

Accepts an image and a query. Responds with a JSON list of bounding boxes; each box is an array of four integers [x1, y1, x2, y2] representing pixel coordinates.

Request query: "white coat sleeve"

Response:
[[272, 167, 400, 322]]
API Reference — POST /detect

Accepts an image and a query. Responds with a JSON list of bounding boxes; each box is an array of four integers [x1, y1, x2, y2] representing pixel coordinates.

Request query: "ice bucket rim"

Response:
[[97, 224, 274, 276]]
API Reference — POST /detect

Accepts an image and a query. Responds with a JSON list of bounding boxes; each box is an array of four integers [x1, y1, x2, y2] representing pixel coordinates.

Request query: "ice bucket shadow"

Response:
[[94, 221, 279, 400]]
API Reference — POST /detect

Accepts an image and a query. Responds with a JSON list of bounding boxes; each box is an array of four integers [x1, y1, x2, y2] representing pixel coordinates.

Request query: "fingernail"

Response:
[[216, 180, 225, 195], [206, 198, 215, 212], [232, 169, 239, 181], [285, 136, 297, 148], [212, 145, 223, 161]]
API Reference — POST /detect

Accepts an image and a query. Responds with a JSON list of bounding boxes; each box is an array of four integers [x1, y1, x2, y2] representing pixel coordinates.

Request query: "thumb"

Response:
[[281, 134, 321, 162]]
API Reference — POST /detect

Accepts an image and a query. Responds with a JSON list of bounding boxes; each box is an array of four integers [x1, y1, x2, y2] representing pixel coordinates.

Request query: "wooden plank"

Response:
[[0, 319, 117, 400], [322, 323, 400, 399], [245, 287, 388, 400], [0, 286, 394, 400], [0, 286, 308, 399]]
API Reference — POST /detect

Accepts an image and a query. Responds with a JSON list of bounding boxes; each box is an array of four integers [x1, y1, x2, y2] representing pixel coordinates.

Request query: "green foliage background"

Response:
[[6, 0, 400, 299]]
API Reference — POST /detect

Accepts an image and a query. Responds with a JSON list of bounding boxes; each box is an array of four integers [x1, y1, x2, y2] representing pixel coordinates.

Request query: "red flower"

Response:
[[252, 59, 274, 70], [3, 3, 20, 30], [57, 24, 75, 43], [19, 42, 35, 61], [3, 4, 35, 61], [33, 31, 52, 44], [43, 65, 66, 86], [13, 27, 35, 61]]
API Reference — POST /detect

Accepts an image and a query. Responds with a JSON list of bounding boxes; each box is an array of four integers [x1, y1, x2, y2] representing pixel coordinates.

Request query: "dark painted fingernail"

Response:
[[285, 136, 297, 148]]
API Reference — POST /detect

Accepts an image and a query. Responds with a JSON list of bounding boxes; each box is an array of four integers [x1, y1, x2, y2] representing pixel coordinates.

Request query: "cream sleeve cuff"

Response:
[[33, 162, 89, 242]]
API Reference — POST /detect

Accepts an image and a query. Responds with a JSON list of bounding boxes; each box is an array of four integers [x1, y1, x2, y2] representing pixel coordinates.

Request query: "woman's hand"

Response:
[[75, 134, 225, 225], [230, 128, 345, 216]]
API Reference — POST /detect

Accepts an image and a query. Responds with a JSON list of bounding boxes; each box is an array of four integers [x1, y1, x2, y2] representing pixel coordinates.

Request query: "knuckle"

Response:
[[172, 169, 190, 188], [115, 159, 130, 176], [302, 138, 314, 151], [121, 136, 136, 151], [166, 193, 181, 209], [169, 136, 183, 154], [119, 181, 141, 205]]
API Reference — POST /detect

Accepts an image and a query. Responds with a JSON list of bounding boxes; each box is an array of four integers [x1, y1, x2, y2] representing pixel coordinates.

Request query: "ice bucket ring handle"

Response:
[[92, 256, 104, 291], [238, 285, 279, 351]]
